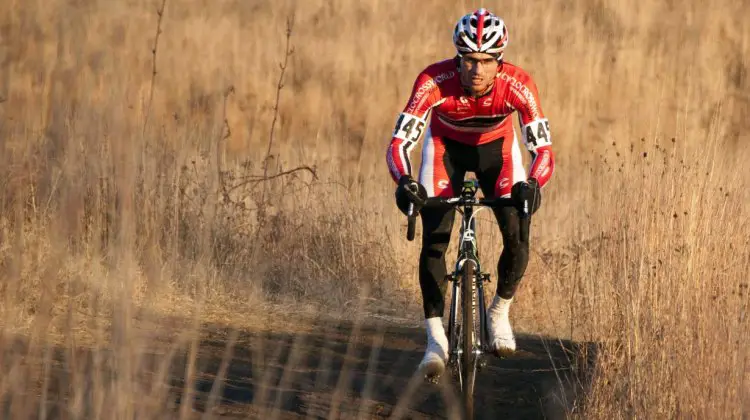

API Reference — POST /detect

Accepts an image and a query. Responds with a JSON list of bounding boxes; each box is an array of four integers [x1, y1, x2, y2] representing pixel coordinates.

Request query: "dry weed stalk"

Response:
[[142, 0, 169, 136], [263, 15, 296, 184], [254, 14, 313, 228]]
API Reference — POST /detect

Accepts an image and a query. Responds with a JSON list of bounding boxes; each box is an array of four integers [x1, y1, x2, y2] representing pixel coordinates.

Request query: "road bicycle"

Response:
[[405, 179, 527, 420]]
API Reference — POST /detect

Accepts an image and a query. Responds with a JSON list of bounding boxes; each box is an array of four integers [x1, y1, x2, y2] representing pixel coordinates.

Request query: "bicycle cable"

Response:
[[458, 206, 490, 252]]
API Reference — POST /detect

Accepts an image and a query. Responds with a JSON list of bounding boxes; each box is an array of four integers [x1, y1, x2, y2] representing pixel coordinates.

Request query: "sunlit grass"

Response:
[[1, 0, 748, 417]]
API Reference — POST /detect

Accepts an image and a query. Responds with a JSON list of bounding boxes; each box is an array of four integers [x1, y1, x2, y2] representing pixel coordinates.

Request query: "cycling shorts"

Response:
[[418, 128, 527, 198]]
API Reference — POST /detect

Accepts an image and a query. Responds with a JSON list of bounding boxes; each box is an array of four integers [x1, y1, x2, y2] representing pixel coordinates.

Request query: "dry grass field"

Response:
[[1, 0, 749, 418]]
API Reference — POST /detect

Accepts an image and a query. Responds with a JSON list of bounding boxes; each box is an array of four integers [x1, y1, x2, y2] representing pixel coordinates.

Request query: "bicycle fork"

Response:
[[446, 266, 492, 376], [447, 272, 461, 374]]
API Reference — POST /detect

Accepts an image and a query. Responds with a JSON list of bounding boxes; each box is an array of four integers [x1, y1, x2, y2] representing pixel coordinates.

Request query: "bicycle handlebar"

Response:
[[406, 196, 520, 242], [420, 196, 515, 208]]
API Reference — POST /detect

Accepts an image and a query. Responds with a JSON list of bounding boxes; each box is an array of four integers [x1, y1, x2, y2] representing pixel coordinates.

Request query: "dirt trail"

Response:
[[6, 316, 595, 419], [168, 318, 596, 419]]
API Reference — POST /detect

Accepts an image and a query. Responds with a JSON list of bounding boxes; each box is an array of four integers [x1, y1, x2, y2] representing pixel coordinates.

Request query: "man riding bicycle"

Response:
[[385, 9, 555, 376]]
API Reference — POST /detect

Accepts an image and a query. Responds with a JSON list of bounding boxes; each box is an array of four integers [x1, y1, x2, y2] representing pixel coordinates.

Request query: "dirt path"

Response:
[[4, 315, 595, 419], [168, 318, 596, 419]]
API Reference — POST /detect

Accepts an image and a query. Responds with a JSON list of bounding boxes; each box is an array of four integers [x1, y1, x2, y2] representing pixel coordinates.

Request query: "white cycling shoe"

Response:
[[488, 296, 516, 355], [417, 317, 449, 380]]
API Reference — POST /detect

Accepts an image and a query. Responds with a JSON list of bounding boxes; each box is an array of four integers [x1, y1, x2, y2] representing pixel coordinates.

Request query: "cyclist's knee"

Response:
[[421, 240, 450, 260], [420, 207, 454, 254], [509, 238, 529, 260]]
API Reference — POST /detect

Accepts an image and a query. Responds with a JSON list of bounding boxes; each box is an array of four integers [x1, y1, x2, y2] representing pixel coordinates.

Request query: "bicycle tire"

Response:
[[461, 260, 477, 419]]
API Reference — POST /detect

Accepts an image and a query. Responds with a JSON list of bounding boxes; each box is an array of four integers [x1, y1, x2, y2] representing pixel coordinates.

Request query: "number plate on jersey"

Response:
[[393, 113, 427, 142], [522, 118, 552, 152]]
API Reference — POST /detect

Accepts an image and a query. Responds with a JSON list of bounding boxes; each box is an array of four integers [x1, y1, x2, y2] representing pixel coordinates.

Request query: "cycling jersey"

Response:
[[386, 57, 555, 198]]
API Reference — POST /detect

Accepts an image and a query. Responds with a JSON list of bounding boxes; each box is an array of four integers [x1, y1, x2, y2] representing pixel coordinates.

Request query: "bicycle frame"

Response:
[[404, 179, 526, 418], [446, 181, 492, 387]]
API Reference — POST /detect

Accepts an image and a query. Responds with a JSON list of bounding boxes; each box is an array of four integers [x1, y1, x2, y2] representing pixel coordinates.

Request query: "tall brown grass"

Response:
[[1, 0, 748, 417]]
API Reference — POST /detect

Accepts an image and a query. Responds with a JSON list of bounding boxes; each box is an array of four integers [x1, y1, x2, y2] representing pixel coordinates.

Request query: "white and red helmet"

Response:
[[453, 9, 509, 60]]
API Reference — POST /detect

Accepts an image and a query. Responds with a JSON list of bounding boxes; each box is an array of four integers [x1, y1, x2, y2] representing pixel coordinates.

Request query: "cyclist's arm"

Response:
[[386, 71, 442, 183], [509, 73, 555, 188]]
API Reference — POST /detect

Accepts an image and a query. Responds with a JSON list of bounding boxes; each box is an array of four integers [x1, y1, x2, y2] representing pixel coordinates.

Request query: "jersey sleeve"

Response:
[[508, 73, 555, 188], [386, 71, 442, 183]]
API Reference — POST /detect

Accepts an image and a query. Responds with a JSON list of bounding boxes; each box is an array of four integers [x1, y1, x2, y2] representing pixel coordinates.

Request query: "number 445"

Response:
[[394, 114, 426, 142]]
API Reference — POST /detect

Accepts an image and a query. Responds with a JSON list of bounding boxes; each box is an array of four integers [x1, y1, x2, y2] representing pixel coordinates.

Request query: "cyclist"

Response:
[[386, 8, 555, 377]]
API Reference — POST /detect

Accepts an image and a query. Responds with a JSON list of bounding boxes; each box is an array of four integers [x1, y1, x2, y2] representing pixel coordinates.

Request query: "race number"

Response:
[[393, 113, 427, 142], [522, 118, 552, 151]]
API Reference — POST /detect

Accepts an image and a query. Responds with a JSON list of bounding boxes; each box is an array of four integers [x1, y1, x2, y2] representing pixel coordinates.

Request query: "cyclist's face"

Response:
[[459, 52, 498, 96]]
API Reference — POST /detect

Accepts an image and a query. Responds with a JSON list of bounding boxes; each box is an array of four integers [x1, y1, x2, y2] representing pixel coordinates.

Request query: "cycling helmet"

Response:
[[453, 9, 509, 60]]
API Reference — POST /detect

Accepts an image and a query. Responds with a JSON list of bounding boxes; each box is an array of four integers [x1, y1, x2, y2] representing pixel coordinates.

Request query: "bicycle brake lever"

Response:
[[519, 199, 531, 219]]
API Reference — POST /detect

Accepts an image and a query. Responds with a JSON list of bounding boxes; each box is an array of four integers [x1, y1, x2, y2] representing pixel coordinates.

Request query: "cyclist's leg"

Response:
[[475, 132, 530, 293], [419, 207, 455, 319], [477, 133, 528, 353], [488, 130, 530, 298], [486, 205, 528, 353], [417, 130, 464, 318], [474, 138, 504, 197], [416, 132, 465, 374], [416, 205, 455, 375], [493, 206, 530, 299]]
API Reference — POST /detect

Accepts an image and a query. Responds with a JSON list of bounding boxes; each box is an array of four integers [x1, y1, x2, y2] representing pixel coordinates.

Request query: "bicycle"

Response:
[[404, 179, 529, 420]]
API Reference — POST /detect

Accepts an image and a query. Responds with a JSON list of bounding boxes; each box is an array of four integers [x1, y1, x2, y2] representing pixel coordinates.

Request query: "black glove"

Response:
[[395, 175, 427, 215], [511, 178, 541, 217]]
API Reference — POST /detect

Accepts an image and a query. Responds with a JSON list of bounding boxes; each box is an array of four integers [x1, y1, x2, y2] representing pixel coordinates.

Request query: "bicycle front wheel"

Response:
[[460, 260, 477, 419]]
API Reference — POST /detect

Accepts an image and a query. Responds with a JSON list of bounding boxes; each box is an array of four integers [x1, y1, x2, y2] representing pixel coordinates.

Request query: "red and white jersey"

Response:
[[386, 58, 554, 191]]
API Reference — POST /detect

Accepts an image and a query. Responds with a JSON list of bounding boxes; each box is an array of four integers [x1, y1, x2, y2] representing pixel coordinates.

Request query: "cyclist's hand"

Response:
[[396, 175, 427, 215], [511, 178, 541, 217]]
